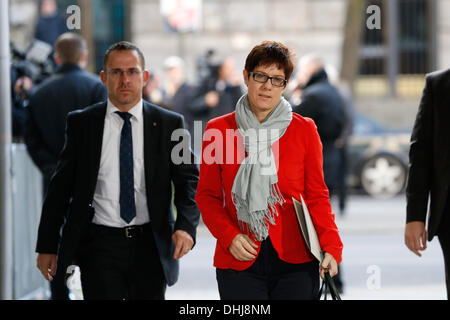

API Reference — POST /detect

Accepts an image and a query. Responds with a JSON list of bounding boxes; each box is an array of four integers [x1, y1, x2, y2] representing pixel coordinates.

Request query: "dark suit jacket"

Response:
[[406, 68, 450, 241], [293, 69, 345, 190], [35, 100, 200, 286], [25, 64, 107, 178]]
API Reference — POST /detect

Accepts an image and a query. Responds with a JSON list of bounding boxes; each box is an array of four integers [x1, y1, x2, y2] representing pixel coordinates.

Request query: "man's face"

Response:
[[297, 57, 314, 87], [41, 0, 57, 17], [101, 50, 149, 111]]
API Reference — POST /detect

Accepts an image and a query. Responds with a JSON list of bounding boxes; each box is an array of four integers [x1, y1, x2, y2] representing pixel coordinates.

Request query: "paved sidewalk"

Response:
[[66, 195, 447, 300]]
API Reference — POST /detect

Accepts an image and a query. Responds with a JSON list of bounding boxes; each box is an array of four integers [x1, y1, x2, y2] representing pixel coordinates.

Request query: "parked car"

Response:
[[346, 113, 411, 198]]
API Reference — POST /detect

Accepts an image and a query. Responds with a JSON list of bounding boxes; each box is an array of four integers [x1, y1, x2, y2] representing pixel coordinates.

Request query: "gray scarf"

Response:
[[232, 94, 293, 241]]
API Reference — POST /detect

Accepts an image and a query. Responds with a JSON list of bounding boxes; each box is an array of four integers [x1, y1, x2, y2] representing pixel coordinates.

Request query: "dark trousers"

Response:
[[216, 237, 319, 300], [50, 252, 70, 300], [43, 173, 70, 300], [337, 144, 349, 214], [78, 223, 166, 300], [438, 211, 450, 300]]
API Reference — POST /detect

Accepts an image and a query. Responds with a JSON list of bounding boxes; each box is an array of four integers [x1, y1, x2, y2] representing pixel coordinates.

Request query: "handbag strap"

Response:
[[318, 275, 328, 300], [325, 272, 342, 300], [318, 272, 342, 300]]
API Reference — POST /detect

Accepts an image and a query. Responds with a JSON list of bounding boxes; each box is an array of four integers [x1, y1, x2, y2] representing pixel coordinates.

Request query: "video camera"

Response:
[[11, 39, 54, 86], [196, 48, 222, 94]]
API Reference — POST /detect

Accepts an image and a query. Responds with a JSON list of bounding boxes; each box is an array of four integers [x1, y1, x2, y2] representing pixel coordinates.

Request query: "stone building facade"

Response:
[[8, 0, 450, 128]]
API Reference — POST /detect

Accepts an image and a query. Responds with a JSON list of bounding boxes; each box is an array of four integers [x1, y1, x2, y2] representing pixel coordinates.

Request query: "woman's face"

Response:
[[243, 63, 287, 117]]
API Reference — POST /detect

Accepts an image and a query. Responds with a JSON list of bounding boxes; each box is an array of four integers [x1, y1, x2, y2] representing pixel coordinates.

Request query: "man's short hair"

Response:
[[245, 41, 296, 81], [103, 41, 146, 71], [54, 32, 87, 64]]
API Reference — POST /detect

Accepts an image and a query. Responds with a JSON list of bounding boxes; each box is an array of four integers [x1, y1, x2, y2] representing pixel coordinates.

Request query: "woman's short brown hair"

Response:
[[244, 41, 296, 81]]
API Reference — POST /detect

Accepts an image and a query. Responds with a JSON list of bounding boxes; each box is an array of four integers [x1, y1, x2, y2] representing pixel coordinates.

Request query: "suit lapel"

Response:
[[437, 75, 450, 172], [143, 101, 161, 197]]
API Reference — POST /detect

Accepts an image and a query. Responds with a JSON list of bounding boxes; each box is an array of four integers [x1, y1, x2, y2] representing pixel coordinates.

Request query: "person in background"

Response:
[[25, 32, 106, 300], [195, 41, 342, 300], [325, 65, 355, 216], [190, 56, 243, 130], [25, 32, 106, 194], [143, 71, 163, 105], [405, 68, 450, 300], [11, 66, 33, 141], [292, 54, 345, 198], [160, 56, 196, 137], [34, 0, 68, 47], [292, 54, 345, 294]]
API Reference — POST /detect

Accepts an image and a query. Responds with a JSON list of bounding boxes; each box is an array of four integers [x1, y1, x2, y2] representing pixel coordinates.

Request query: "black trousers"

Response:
[[216, 237, 319, 300], [438, 211, 450, 300], [44, 173, 70, 300], [78, 223, 166, 300]]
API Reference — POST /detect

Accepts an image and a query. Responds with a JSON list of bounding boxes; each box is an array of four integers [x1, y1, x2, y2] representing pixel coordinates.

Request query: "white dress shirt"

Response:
[[92, 99, 150, 227]]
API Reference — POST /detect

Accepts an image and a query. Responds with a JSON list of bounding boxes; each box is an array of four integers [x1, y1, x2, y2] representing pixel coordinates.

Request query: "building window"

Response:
[[92, 0, 126, 72], [398, 0, 428, 74], [356, 0, 435, 97], [359, 0, 384, 75]]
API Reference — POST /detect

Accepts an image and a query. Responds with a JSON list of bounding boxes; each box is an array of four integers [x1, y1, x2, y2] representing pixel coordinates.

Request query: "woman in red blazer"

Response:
[[195, 41, 343, 300]]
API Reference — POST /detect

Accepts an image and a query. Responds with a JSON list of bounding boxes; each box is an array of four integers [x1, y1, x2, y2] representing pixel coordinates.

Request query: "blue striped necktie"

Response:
[[115, 111, 136, 224]]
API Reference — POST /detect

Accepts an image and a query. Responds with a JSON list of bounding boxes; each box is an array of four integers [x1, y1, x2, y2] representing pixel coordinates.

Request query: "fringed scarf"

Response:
[[232, 94, 292, 241]]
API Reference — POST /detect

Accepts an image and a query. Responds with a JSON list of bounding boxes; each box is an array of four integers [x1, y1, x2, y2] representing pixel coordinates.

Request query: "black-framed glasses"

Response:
[[249, 72, 287, 87]]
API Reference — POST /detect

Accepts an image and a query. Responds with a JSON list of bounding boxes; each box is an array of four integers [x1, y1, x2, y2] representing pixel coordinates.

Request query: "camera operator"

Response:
[[190, 54, 243, 134], [10, 40, 53, 141], [10, 65, 33, 141]]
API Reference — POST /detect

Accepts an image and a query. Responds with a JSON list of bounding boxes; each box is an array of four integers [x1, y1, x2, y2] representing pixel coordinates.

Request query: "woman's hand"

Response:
[[320, 252, 338, 280], [229, 234, 258, 261]]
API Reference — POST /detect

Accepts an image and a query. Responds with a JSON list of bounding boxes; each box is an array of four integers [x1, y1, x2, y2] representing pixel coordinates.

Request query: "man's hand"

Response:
[[37, 253, 57, 282], [172, 230, 194, 260], [405, 221, 427, 257], [320, 252, 338, 280], [229, 234, 258, 261]]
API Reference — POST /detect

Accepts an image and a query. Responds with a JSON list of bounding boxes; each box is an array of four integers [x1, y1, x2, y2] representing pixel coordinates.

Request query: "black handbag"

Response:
[[318, 272, 342, 300]]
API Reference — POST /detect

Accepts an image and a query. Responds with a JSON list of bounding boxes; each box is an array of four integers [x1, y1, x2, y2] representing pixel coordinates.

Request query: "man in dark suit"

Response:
[[35, 41, 200, 300], [292, 54, 345, 197], [25, 32, 106, 300], [25, 32, 107, 192], [405, 68, 450, 299], [292, 54, 345, 293]]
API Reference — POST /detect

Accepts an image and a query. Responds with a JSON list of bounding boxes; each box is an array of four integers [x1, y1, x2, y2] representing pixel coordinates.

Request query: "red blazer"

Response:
[[195, 111, 343, 271]]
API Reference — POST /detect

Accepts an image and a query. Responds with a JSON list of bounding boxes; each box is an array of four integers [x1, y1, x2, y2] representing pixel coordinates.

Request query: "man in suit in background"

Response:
[[35, 41, 200, 299], [25, 32, 106, 300], [405, 68, 450, 299], [25, 32, 107, 193], [292, 54, 345, 198], [292, 54, 345, 293]]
